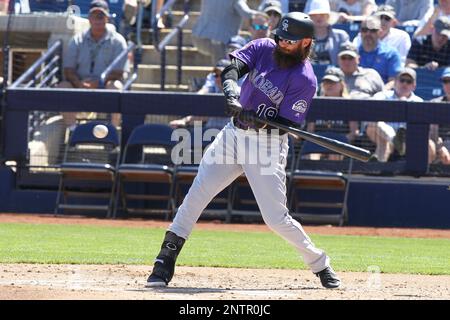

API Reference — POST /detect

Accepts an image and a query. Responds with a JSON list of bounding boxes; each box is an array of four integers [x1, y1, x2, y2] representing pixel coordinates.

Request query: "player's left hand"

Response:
[[238, 110, 256, 124], [225, 97, 243, 117]]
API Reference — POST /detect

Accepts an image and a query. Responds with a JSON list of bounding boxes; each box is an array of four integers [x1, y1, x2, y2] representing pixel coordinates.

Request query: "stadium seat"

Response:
[[414, 67, 445, 101], [332, 22, 361, 41], [287, 133, 352, 226], [396, 25, 417, 41], [112, 123, 176, 219], [312, 64, 329, 83], [28, 0, 124, 29], [54, 121, 120, 217]]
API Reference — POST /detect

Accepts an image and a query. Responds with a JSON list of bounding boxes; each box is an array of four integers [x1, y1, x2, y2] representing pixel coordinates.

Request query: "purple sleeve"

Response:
[[278, 77, 316, 124], [229, 39, 267, 70]]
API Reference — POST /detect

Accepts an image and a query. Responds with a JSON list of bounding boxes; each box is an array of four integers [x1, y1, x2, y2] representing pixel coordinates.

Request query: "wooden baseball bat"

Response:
[[254, 118, 372, 162]]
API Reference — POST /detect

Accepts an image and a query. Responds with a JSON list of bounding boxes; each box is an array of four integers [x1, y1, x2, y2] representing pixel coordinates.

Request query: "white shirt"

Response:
[[330, 0, 376, 16], [373, 89, 423, 130], [353, 27, 412, 66]]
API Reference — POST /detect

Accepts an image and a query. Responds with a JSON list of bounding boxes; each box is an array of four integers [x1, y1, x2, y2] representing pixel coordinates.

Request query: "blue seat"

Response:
[[415, 67, 445, 101], [54, 121, 120, 217], [396, 25, 417, 40], [28, 0, 124, 29], [332, 22, 362, 41], [312, 64, 330, 84], [113, 123, 176, 219], [288, 133, 352, 226]]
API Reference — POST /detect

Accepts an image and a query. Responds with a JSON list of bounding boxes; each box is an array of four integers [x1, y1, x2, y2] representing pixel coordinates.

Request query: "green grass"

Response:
[[0, 222, 449, 275]]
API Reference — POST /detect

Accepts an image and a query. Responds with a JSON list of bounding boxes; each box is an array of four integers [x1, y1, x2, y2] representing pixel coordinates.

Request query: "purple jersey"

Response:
[[230, 38, 317, 124]]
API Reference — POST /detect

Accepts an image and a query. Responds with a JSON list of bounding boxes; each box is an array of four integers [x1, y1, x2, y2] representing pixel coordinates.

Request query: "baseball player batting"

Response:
[[146, 12, 341, 289]]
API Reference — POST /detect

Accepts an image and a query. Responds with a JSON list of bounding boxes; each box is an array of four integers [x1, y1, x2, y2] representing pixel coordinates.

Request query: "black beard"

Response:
[[273, 45, 303, 69]]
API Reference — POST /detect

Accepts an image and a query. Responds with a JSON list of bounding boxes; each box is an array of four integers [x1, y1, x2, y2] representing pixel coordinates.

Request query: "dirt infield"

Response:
[[1, 213, 450, 300], [1, 264, 449, 300]]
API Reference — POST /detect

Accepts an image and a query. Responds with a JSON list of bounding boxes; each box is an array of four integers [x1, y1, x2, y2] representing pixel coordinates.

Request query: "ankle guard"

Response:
[[150, 231, 185, 284]]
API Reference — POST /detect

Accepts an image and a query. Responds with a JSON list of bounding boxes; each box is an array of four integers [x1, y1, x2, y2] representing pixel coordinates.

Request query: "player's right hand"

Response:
[[225, 97, 243, 117]]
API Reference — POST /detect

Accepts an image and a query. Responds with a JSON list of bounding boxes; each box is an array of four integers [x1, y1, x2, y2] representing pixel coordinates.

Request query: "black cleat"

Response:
[[315, 267, 341, 289], [145, 274, 167, 288]]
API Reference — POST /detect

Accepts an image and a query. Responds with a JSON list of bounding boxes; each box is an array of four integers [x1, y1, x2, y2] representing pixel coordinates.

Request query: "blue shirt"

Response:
[[358, 42, 402, 83]]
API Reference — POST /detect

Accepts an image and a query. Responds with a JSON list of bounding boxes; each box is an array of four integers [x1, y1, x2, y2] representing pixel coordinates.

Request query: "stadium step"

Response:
[[132, 28, 194, 46], [166, 10, 200, 30], [141, 45, 208, 66], [131, 83, 190, 92], [136, 64, 211, 85]]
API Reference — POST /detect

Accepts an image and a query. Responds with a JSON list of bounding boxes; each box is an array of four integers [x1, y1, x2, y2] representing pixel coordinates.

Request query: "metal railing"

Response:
[[99, 42, 136, 89], [9, 40, 63, 89], [152, 0, 191, 90]]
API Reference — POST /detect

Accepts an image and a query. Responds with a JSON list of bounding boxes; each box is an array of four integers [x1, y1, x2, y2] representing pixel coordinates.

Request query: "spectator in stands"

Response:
[[59, 0, 128, 124], [330, 0, 378, 23], [307, 67, 360, 153], [170, 59, 239, 130], [121, 1, 165, 38], [260, 0, 283, 31], [357, 16, 402, 89], [337, 42, 384, 99], [429, 67, 450, 164], [406, 16, 450, 71], [352, 5, 411, 65], [37, 0, 129, 165], [307, 0, 350, 65], [259, 0, 289, 13], [414, 0, 450, 38], [191, 0, 259, 65], [226, 35, 248, 57], [366, 68, 428, 162], [244, 12, 271, 42], [385, 0, 434, 27]]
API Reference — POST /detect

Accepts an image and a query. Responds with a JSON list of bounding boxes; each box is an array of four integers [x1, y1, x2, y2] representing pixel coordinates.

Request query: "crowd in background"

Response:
[[5, 0, 450, 166]]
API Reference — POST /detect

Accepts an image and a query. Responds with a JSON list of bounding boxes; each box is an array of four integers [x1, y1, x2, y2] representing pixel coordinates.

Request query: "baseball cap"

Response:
[[374, 4, 396, 20], [322, 67, 345, 83], [441, 67, 450, 79], [263, 0, 282, 16], [397, 67, 417, 81], [227, 35, 247, 50], [338, 42, 358, 58], [307, 0, 331, 15], [89, 0, 110, 16], [213, 59, 231, 73], [362, 16, 381, 30], [434, 16, 450, 38]]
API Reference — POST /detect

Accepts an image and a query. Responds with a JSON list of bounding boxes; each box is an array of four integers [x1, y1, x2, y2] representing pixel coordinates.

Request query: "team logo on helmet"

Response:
[[282, 19, 289, 31]]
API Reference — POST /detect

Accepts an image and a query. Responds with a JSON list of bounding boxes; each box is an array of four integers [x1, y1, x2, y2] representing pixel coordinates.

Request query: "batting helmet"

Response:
[[271, 12, 314, 41]]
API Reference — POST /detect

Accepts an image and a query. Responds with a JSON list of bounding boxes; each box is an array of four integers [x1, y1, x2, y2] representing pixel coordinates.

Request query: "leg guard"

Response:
[[149, 231, 185, 285]]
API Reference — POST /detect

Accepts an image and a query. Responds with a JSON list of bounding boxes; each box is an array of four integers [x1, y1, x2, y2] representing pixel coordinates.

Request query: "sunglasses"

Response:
[[340, 55, 355, 60], [277, 36, 298, 45], [89, 12, 106, 20], [398, 77, 414, 84], [361, 27, 379, 33], [252, 24, 269, 31], [380, 15, 392, 22], [442, 79, 450, 84]]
